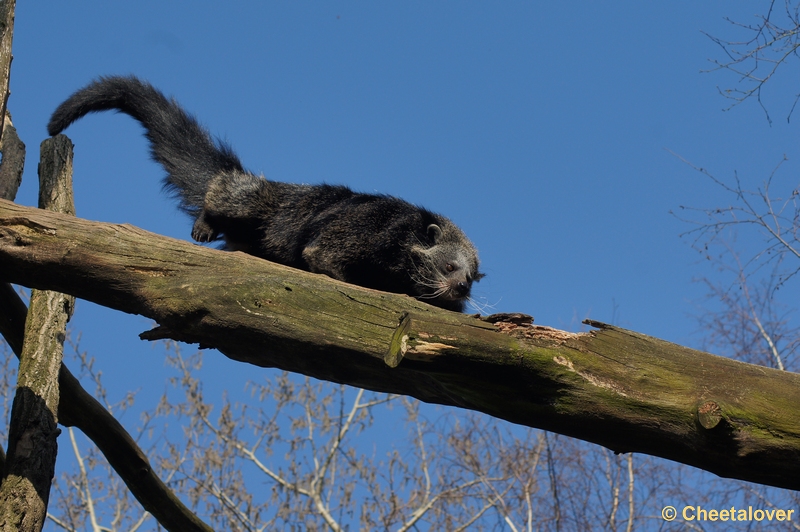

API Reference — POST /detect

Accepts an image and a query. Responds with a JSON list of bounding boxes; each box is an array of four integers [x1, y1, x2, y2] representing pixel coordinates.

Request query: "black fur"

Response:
[[48, 76, 484, 311]]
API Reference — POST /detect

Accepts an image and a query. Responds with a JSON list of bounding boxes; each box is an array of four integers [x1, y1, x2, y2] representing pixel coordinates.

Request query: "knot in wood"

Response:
[[697, 401, 722, 430]]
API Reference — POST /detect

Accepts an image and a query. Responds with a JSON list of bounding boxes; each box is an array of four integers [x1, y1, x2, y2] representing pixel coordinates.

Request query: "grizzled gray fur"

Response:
[[48, 76, 484, 312]]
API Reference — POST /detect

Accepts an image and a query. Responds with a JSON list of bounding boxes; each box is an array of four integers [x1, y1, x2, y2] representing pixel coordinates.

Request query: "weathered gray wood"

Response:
[[0, 198, 798, 491], [0, 112, 24, 202], [0, 254, 214, 532], [0, 0, 14, 134], [0, 137, 74, 532], [0, 141, 213, 530]]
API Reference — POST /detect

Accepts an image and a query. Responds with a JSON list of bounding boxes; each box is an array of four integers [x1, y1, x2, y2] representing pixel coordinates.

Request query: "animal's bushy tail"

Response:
[[47, 75, 245, 213]]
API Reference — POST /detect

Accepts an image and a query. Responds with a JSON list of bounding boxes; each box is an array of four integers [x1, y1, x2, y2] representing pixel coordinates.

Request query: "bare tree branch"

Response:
[[0, 135, 75, 531], [672, 152, 800, 290], [0, 0, 15, 135], [0, 111, 25, 202], [704, 0, 800, 122]]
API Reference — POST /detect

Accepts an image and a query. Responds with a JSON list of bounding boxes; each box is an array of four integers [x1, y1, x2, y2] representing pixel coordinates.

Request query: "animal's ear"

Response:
[[427, 224, 443, 243]]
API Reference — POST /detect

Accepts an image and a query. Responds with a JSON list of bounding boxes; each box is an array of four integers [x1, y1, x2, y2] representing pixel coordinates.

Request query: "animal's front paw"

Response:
[[191, 216, 218, 242]]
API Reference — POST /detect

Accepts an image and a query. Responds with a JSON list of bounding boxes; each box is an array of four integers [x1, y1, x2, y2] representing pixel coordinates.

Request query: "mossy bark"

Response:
[[0, 198, 798, 491], [0, 137, 74, 532], [0, 140, 213, 531]]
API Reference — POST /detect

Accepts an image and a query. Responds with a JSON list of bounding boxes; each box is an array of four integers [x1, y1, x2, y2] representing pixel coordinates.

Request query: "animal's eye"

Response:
[[445, 263, 455, 272]]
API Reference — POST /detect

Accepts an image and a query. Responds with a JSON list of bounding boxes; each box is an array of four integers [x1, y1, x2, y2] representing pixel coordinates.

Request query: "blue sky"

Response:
[[12, 2, 797, 341], [6, 0, 799, 518]]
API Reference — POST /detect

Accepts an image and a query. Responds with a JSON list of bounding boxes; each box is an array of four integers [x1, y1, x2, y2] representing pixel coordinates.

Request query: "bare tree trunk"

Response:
[[0, 5, 213, 520], [0, 296, 214, 532], [0, 137, 74, 531], [0, 140, 214, 531], [0, 112, 24, 202], [0, 199, 797, 491], [0, 0, 15, 135], [0, 130, 212, 531]]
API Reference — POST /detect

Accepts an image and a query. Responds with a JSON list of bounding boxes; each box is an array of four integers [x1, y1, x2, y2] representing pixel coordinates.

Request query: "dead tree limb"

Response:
[[0, 151, 212, 529], [0, 0, 15, 134], [0, 136, 75, 531], [0, 198, 798, 491], [0, 112, 24, 201]]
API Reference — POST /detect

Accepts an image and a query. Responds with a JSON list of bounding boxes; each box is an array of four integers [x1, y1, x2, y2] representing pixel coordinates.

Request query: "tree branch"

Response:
[[0, 136, 74, 531], [0, 111, 25, 202], [0, 199, 798, 491], [0, 0, 15, 134], [0, 218, 211, 529]]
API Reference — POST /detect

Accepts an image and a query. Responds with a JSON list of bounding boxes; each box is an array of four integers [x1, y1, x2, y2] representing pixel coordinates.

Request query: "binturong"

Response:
[[48, 76, 484, 312]]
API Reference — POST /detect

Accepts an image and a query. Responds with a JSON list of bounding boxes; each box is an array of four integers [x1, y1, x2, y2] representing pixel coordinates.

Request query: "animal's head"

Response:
[[412, 223, 484, 312]]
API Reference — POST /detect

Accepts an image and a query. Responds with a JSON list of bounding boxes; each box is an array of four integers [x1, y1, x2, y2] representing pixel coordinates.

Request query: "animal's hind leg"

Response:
[[191, 170, 274, 243]]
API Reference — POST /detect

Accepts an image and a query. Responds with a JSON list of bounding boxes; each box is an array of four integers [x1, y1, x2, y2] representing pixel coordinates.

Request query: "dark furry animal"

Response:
[[48, 76, 484, 311]]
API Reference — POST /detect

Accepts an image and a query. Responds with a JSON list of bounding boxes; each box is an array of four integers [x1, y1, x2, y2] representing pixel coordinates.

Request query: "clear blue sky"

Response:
[[13, 2, 797, 341], [7, 0, 799, 512]]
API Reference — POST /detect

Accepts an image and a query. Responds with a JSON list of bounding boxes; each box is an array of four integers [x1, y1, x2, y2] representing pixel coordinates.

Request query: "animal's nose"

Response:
[[454, 281, 470, 297]]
